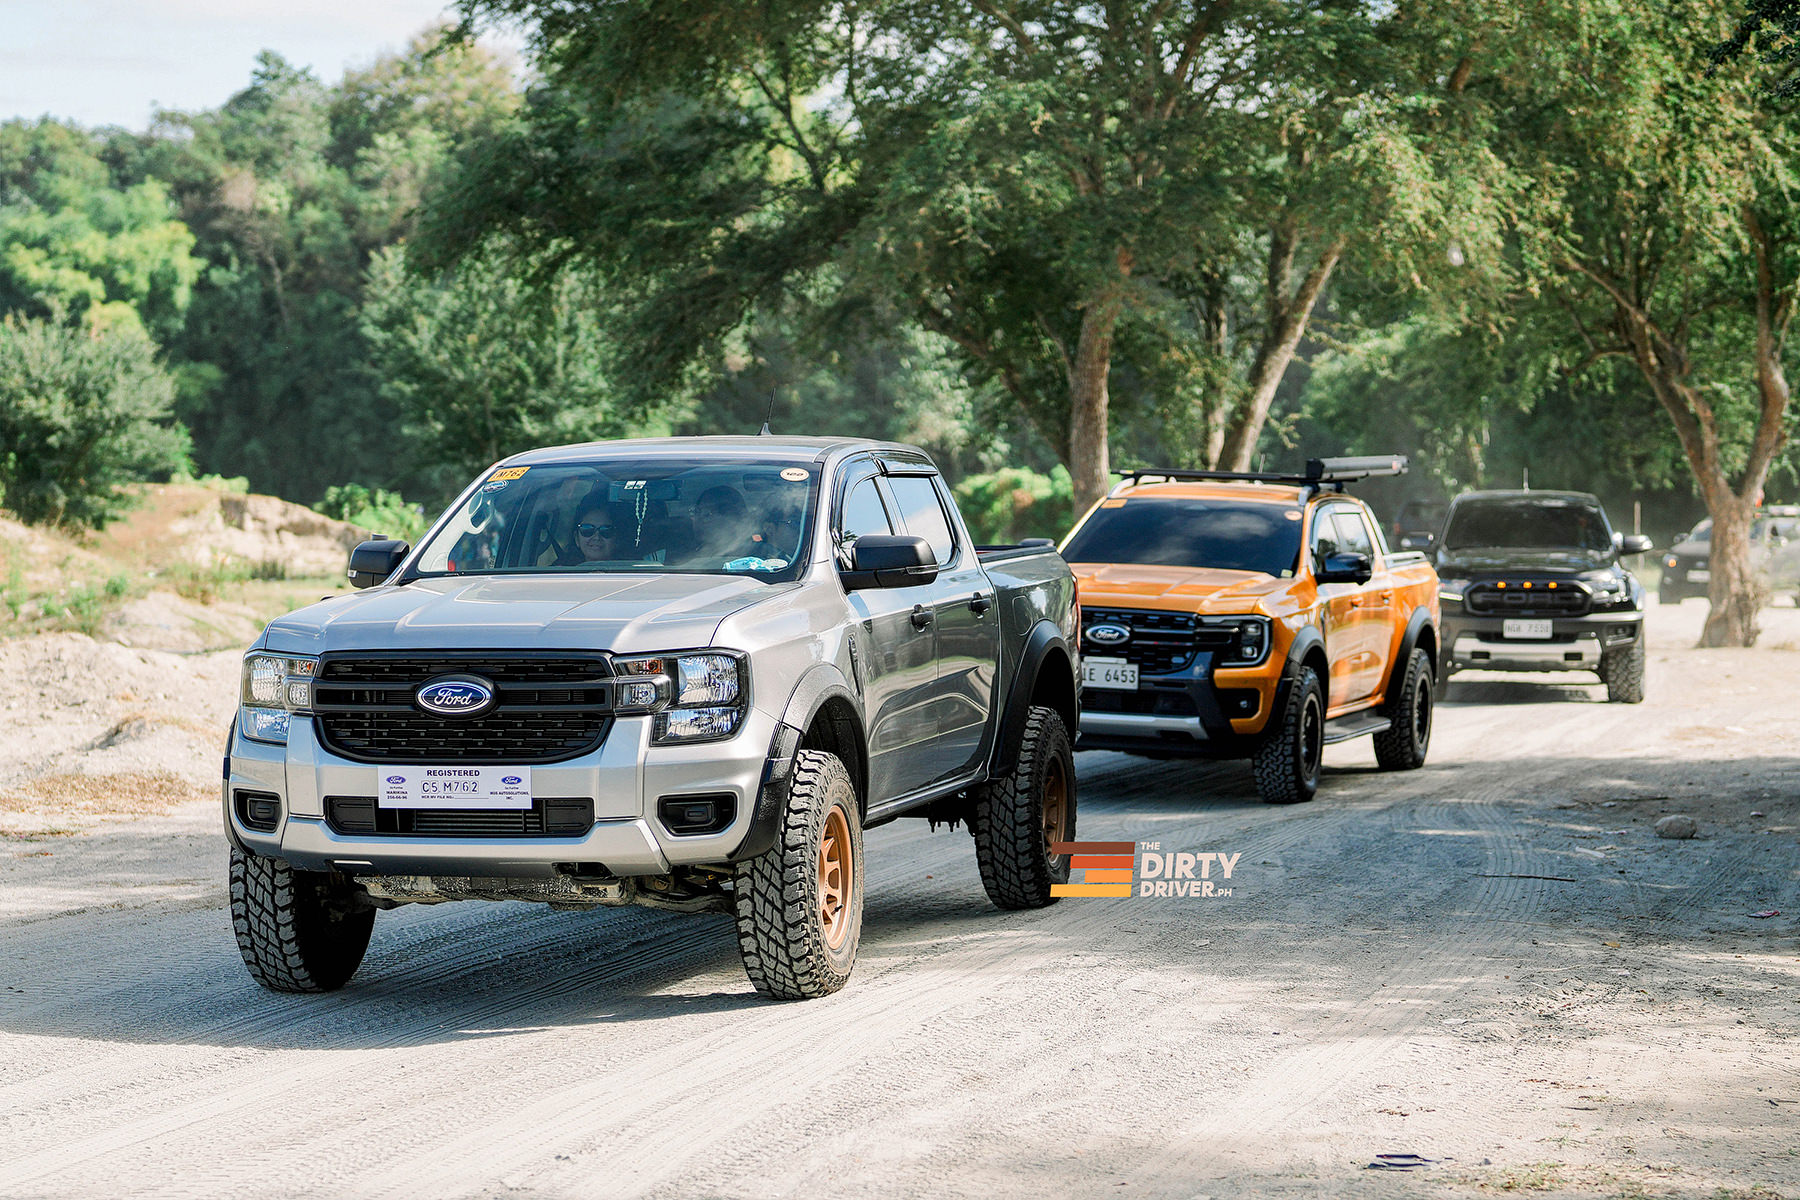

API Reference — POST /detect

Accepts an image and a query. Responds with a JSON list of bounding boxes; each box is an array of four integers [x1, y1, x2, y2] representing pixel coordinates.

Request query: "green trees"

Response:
[[0, 317, 190, 528], [433, 1, 1504, 509], [1444, 0, 1800, 645], [361, 245, 655, 493], [139, 33, 520, 501], [0, 120, 203, 342]]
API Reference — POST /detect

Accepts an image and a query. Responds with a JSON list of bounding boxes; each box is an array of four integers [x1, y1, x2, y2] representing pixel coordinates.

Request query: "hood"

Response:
[[259, 573, 792, 655], [1072, 563, 1289, 614], [1437, 548, 1611, 576]]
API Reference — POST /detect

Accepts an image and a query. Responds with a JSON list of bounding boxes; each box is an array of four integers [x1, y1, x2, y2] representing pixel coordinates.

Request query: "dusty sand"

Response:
[[0, 601, 1795, 1198]]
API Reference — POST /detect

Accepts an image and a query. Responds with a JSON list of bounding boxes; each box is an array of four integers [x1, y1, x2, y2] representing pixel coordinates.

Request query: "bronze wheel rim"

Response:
[[1042, 753, 1070, 858], [818, 807, 853, 951]]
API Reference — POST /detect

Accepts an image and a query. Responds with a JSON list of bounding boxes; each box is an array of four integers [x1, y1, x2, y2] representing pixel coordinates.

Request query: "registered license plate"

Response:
[[1082, 657, 1139, 690], [1502, 619, 1554, 640], [1687, 569, 1710, 582], [379, 766, 532, 809]]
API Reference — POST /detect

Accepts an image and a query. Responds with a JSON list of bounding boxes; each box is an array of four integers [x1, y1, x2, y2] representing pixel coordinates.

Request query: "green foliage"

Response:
[[361, 244, 662, 495], [953, 467, 1074, 545], [432, 1, 1515, 497], [122, 32, 520, 502], [0, 316, 190, 528], [0, 120, 203, 341], [316, 481, 428, 543]]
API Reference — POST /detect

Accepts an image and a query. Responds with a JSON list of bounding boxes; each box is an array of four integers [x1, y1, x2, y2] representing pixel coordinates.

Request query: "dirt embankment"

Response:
[[0, 483, 365, 836]]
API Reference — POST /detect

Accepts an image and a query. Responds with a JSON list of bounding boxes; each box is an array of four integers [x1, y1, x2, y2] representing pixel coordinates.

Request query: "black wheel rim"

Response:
[[1414, 674, 1432, 749], [1300, 690, 1323, 779]]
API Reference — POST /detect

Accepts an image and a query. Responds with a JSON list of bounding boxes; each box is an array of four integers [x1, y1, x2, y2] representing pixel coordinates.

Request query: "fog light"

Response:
[[657, 793, 735, 836], [234, 789, 282, 833]]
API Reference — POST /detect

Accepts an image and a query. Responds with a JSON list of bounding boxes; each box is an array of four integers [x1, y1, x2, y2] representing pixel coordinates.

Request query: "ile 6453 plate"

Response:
[[1082, 656, 1140, 690], [380, 766, 532, 810]]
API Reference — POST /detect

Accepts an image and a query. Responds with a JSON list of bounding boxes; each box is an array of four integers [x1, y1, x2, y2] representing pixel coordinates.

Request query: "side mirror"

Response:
[[347, 539, 409, 589], [1399, 531, 1437, 551], [1618, 534, 1653, 556], [842, 534, 939, 590], [1316, 551, 1374, 585]]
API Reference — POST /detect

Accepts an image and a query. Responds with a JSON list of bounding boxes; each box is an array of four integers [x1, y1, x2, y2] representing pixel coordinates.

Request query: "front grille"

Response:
[[313, 653, 614, 764], [1082, 608, 1236, 675], [1464, 584, 1591, 617], [324, 796, 595, 838]]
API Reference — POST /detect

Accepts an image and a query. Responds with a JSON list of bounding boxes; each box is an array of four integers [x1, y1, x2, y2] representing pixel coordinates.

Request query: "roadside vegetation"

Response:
[[0, 5, 1797, 640]]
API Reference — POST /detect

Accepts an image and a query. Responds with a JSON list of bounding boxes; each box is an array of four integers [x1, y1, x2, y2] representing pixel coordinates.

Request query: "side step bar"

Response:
[[1321, 712, 1393, 745]]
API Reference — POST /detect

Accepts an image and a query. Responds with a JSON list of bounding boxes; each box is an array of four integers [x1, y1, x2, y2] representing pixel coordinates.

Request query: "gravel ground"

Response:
[[1, 601, 1797, 1198]]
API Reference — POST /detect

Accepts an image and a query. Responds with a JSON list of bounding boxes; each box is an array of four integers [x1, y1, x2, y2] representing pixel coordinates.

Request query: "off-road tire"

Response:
[[1252, 665, 1324, 805], [732, 750, 863, 1000], [970, 706, 1075, 910], [1372, 648, 1433, 771], [1601, 634, 1646, 704], [229, 849, 375, 993]]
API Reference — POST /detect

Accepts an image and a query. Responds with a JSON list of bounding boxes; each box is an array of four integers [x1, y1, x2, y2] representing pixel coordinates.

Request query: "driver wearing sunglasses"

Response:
[[569, 506, 622, 563]]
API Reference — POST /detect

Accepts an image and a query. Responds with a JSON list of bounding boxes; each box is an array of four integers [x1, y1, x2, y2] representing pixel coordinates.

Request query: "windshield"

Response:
[[1061, 498, 1302, 577], [1443, 500, 1613, 554], [411, 457, 819, 582]]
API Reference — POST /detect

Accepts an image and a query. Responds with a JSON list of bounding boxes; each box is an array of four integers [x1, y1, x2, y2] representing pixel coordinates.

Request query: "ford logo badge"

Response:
[[502, 775, 522, 785], [386, 776, 404, 785], [1087, 623, 1131, 646], [415, 675, 496, 717]]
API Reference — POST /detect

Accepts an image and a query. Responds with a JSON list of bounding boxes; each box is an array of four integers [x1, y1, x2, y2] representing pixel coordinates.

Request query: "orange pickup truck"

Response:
[[1060, 457, 1440, 804]]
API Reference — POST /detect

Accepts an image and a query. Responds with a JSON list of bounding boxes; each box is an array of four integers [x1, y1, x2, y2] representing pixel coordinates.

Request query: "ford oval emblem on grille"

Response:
[[415, 675, 496, 717], [1088, 623, 1131, 646]]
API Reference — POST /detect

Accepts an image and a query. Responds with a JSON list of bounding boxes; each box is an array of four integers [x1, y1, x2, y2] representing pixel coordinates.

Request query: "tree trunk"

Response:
[[1067, 299, 1118, 512], [1703, 497, 1761, 647], [1216, 233, 1343, 471], [1067, 256, 1132, 513]]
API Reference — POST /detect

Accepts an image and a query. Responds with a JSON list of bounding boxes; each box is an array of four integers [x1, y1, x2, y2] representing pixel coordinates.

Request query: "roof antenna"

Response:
[[759, 389, 776, 436], [1522, 466, 1530, 490]]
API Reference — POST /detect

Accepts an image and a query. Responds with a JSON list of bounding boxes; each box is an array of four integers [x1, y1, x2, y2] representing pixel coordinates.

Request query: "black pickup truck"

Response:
[[1435, 490, 1652, 702]]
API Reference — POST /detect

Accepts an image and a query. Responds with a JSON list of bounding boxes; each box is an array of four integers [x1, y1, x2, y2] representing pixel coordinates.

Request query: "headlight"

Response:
[[1203, 617, 1271, 666], [1437, 578, 1470, 603], [239, 653, 317, 745], [614, 651, 748, 743]]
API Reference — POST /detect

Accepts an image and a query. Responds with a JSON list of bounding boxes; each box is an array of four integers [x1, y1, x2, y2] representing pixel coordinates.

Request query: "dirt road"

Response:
[[2, 603, 1797, 1198]]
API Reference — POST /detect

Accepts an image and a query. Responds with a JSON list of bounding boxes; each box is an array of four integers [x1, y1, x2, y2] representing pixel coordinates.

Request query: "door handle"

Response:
[[911, 604, 934, 630], [1349, 597, 1364, 608], [969, 591, 993, 616]]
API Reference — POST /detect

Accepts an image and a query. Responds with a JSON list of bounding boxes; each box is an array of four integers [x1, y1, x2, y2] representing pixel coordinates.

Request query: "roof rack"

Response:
[[1111, 455, 1407, 497]]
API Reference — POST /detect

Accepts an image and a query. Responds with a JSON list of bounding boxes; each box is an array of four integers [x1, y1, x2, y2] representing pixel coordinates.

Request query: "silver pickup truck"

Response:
[[224, 437, 1080, 999]]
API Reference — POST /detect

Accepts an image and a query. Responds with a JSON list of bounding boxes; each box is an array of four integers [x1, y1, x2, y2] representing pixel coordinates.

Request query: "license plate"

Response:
[[1688, 568, 1710, 582], [1502, 619, 1554, 640], [379, 766, 532, 810], [1082, 656, 1139, 690]]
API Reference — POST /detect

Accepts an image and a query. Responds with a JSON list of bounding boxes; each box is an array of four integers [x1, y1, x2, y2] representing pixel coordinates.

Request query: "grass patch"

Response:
[[0, 567, 139, 636], [0, 770, 213, 820]]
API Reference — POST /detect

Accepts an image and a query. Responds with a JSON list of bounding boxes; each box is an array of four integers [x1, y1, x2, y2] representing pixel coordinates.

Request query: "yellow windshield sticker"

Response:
[[489, 466, 530, 482]]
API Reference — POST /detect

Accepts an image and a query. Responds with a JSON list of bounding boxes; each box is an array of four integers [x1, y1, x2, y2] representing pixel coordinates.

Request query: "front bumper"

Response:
[[1441, 608, 1640, 674], [223, 706, 781, 878], [1075, 651, 1274, 757]]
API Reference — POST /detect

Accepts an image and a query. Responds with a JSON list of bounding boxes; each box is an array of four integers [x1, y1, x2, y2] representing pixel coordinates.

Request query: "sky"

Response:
[[0, 0, 526, 130]]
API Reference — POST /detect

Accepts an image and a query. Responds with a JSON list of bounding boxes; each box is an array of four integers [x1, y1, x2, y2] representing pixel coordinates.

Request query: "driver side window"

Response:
[[837, 475, 894, 566]]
